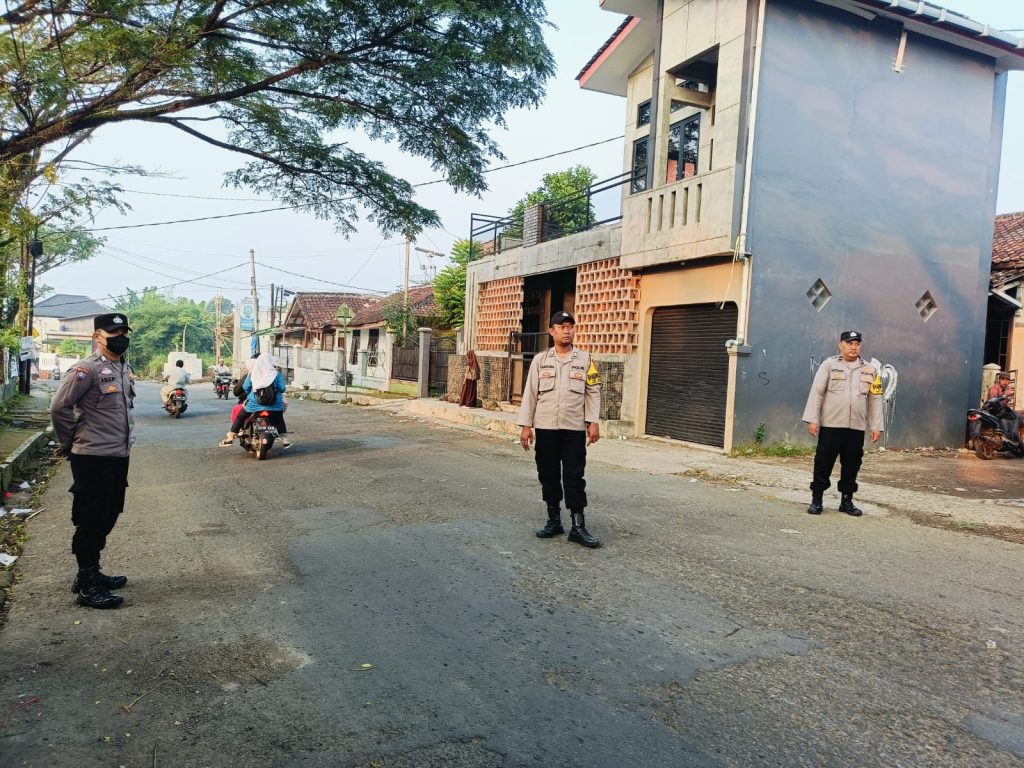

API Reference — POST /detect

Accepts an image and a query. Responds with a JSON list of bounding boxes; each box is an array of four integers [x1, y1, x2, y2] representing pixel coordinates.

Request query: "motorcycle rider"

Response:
[[988, 372, 1015, 406], [211, 359, 232, 395], [161, 359, 190, 405], [219, 353, 291, 448]]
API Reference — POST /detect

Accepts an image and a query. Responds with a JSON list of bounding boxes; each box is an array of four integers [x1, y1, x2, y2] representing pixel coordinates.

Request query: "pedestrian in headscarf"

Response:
[[459, 350, 480, 408]]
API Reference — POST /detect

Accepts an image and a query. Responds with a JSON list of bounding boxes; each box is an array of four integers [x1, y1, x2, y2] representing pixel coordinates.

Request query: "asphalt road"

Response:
[[1, 382, 1022, 767]]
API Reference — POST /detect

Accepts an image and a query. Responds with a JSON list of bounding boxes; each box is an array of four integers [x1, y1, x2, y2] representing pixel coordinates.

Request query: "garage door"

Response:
[[645, 303, 737, 447]]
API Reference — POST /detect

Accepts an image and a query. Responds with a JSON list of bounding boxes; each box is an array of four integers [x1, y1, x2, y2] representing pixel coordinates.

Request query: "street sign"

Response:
[[239, 298, 255, 331], [19, 336, 37, 361]]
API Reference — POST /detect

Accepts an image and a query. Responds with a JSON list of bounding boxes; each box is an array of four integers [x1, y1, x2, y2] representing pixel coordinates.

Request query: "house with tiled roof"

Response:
[[31, 293, 109, 352], [463, 0, 1023, 449], [985, 211, 1024, 378]]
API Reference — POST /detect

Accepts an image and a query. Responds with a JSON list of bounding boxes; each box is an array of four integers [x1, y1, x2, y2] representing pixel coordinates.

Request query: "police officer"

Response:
[[802, 330, 883, 516], [50, 313, 135, 608], [518, 311, 602, 547]]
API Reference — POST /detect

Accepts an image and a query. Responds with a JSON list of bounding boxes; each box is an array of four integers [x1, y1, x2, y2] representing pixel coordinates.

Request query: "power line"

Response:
[[254, 261, 388, 295], [61, 135, 626, 233]]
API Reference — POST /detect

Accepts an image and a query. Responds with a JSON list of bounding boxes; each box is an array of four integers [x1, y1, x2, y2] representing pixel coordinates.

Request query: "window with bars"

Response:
[[631, 138, 649, 194]]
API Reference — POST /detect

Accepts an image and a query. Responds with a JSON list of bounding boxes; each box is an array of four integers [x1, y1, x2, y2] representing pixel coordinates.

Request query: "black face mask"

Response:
[[104, 335, 130, 356]]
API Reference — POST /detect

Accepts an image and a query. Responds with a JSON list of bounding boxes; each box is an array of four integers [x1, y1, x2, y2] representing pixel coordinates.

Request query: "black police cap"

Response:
[[550, 310, 576, 326], [94, 313, 132, 332]]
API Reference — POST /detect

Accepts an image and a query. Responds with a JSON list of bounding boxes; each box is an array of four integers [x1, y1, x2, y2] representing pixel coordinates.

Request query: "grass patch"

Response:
[[730, 442, 816, 458]]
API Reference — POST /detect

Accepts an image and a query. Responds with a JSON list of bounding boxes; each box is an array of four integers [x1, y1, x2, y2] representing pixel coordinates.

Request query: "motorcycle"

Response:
[[237, 410, 278, 460], [164, 387, 189, 418], [967, 395, 1023, 460], [51, 367, 61, 381], [214, 373, 233, 400]]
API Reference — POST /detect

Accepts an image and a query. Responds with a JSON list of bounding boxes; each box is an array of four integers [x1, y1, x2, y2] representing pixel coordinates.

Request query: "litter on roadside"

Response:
[[18, 481, 30, 490], [9, 508, 33, 518], [0, 553, 17, 567]]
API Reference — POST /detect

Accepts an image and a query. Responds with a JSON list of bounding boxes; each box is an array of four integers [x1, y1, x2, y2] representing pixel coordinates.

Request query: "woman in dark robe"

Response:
[[458, 350, 480, 407]]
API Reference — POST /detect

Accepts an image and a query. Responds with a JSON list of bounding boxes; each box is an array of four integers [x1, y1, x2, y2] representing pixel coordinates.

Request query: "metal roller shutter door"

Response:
[[645, 303, 737, 447]]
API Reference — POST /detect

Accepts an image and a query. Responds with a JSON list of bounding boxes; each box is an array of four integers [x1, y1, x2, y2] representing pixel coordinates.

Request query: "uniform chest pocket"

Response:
[[538, 374, 556, 393], [96, 384, 123, 408], [826, 372, 847, 392]]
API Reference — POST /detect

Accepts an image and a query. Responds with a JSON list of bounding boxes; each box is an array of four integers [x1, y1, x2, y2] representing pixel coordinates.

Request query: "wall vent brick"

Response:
[[573, 258, 640, 355], [475, 277, 524, 352]]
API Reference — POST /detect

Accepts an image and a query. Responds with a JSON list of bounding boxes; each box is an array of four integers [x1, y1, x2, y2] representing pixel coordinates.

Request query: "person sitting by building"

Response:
[[160, 359, 190, 404], [988, 372, 1015, 406]]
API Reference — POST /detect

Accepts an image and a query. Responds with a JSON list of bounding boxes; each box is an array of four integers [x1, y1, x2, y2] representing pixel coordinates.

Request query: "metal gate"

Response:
[[429, 336, 456, 396], [391, 341, 419, 381], [645, 303, 737, 447]]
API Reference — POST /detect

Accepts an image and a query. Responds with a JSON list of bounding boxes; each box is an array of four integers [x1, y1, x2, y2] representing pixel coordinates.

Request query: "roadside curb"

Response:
[[0, 427, 54, 496]]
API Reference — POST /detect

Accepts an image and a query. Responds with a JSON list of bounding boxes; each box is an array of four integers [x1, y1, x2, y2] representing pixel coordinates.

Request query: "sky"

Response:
[[42, 0, 1024, 313]]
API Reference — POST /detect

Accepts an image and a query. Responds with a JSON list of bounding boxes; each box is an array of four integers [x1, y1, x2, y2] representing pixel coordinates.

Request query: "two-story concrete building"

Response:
[[463, 0, 1022, 449]]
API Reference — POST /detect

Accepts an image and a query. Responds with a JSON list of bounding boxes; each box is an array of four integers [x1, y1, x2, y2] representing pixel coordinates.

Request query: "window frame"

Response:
[[630, 137, 649, 194], [636, 99, 652, 128], [666, 113, 700, 183]]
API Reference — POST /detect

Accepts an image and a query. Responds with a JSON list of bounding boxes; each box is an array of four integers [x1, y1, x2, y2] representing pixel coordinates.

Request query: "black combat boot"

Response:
[[839, 494, 863, 517], [536, 505, 565, 538], [71, 567, 127, 594], [75, 567, 125, 609], [807, 492, 824, 515], [568, 510, 600, 548]]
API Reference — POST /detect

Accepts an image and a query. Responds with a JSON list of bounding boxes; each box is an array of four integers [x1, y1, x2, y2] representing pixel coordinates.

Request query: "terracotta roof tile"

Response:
[[350, 285, 442, 327], [993, 211, 1024, 271], [289, 292, 378, 329]]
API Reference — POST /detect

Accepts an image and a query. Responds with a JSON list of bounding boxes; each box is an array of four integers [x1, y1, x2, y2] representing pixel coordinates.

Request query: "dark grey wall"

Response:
[[735, 0, 1006, 448]]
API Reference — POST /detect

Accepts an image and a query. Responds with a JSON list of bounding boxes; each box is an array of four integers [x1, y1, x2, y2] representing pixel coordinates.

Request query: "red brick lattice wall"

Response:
[[475, 277, 524, 352], [573, 258, 639, 355]]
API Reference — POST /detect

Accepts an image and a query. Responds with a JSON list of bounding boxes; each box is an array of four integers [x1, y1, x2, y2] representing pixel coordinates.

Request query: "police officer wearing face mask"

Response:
[[50, 313, 136, 608]]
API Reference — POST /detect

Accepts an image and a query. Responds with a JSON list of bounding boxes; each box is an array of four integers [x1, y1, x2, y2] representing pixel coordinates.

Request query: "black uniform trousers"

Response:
[[69, 454, 130, 569], [534, 429, 587, 510], [810, 426, 864, 495]]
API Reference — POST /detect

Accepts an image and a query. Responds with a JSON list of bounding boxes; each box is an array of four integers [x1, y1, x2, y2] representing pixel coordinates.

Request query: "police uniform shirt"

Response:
[[517, 347, 601, 431], [801, 354, 883, 433], [51, 353, 136, 457]]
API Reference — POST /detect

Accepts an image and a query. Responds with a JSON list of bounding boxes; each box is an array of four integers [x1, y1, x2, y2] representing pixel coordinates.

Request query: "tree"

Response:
[[0, 1, 554, 243], [433, 239, 484, 328], [57, 338, 89, 357], [506, 165, 597, 239], [113, 288, 215, 376]]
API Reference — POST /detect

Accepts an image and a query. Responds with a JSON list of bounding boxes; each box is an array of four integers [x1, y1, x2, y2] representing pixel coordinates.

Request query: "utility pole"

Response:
[[215, 294, 223, 364], [403, 236, 411, 304], [249, 248, 259, 355], [270, 283, 276, 327], [415, 247, 445, 283]]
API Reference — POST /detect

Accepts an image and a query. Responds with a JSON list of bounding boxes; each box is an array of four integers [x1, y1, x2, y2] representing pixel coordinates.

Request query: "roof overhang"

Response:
[[819, 0, 1024, 72], [599, 0, 657, 17], [577, 15, 656, 97], [990, 289, 1023, 310]]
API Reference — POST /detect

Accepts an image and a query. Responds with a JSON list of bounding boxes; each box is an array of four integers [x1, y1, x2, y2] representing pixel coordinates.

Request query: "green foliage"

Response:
[[754, 422, 766, 444], [382, 296, 418, 346], [433, 239, 484, 328], [113, 288, 215, 376], [57, 339, 89, 358], [729, 442, 817, 458], [1, 1, 554, 241], [506, 165, 598, 239]]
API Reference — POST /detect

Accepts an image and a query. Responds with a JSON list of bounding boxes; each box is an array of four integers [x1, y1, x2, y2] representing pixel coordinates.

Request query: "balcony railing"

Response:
[[470, 169, 636, 255]]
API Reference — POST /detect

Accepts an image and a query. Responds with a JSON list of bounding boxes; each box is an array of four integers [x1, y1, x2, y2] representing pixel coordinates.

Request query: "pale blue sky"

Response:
[[45, 0, 1024, 310]]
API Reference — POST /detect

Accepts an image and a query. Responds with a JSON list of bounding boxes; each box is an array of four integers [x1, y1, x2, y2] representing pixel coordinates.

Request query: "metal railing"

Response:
[[470, 170, 636, 256]]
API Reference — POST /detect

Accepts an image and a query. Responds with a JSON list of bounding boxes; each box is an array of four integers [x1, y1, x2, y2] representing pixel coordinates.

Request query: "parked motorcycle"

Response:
[[214, 373, 233, 400], [237, 410, 278, 460], [967, 395, 1023, 460], [51, 367, 61, 381], [164, 387, 189, 418]]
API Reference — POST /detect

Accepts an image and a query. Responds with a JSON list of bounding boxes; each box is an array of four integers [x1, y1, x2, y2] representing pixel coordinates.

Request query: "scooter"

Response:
[[237, 410, 277, 460], [967, 395, 1023, 460], [164, 387, 189, 418], [51, 367, 61, 381], [214, 373, 232, 399]]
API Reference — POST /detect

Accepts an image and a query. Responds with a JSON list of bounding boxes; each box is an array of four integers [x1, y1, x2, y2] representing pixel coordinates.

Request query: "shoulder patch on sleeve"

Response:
[[74, 367, 89, 381], [586, 361, 601, 386]]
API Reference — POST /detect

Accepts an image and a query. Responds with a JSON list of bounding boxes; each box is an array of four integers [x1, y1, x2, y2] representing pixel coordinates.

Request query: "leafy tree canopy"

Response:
[[433, 239, 484, 328], [1, 0, 555, 243], [507, 165, 597, 239], [113, 288, 215, 375]]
